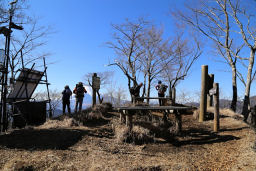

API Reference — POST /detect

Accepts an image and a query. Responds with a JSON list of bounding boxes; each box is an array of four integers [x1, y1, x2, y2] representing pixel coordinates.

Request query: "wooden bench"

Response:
[[115, 106, 192, 133]]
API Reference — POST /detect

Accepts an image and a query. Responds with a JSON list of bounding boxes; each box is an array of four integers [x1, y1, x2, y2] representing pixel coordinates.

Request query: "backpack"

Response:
[[76, 86, 85, 97], [62, 89, 72, 100], [158, 84, 167, 94]]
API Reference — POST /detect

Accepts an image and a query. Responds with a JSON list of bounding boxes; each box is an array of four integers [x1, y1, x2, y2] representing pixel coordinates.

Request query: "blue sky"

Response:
[[22, 0, 255, 100]]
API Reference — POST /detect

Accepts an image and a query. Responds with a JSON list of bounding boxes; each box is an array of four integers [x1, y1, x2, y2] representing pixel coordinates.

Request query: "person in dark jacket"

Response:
[[155, 80, 168, 106], [73, 82, 87, 113], [62, 85, 72, 114], [130, 83, 143, 103]]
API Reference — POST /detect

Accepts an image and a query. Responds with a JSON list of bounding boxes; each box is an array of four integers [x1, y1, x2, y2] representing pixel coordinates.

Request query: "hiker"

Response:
[[155, 81, 168, 106], [130, 83, 143, 103], [73, 82, 87, 113], [62, 85, 72, 114]]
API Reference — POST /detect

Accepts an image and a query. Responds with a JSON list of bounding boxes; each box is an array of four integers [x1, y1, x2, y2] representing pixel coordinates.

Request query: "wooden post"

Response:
[[126, 113, 133, 131], [174, 110, 182, 134], [163, 111, 168, 124], [207, 74, 214, 107], [200, 65, 208, 122], [213, 83, 220, 132], [92, 73, 97, 107], [120, 110, 126, 123]]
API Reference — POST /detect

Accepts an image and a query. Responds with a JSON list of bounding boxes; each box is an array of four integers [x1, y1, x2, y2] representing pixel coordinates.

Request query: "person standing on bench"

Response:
[[130, 83, 143, 104], [155, 81, 168, 106]]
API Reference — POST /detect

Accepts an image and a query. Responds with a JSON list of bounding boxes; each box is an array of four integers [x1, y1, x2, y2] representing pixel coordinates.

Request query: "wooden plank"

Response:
[[151, 111, 164, 117], [151, 111, 174, 118], [115, 106, 191, 111]]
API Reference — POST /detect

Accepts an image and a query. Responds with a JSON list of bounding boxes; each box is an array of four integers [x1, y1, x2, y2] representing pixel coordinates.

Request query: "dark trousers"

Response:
[[75, 97, 83, 113], [63, 100, 71, 114], [158, 93, 164, 106]]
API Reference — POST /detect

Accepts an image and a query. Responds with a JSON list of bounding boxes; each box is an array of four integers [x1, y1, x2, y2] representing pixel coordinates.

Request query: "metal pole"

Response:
[[2, 5, 14, 131], [43, 57, 52, 118], [199, 65, 208, 122], [0, 37, 9, 131]]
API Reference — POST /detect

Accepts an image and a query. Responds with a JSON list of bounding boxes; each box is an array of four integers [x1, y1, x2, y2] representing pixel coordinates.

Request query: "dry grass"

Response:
[[38, 117, 79, 129], [113, 123, 154, 145], [71, 103, 113, 126], [0, 106, 256, 170]]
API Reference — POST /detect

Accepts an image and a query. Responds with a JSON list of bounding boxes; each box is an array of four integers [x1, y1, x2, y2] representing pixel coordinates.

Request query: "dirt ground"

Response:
[[0, 107, 255, 171]]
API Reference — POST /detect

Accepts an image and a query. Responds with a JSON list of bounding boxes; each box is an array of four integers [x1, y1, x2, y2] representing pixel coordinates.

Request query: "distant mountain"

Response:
[[185, 96, 256, 114], [52, 94, 92, 117], [53, 95, 256, 116]]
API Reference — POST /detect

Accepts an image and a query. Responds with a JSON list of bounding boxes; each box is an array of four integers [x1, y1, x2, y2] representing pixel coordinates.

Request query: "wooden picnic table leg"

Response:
[[163, 110, 168, 124], [126, 112, 133, 131], [120, 110, 126, 124], [174, 109, 182, 134]]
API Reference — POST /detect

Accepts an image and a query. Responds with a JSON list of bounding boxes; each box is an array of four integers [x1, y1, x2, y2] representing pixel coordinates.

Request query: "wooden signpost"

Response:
[[200, 65, 220, 132]]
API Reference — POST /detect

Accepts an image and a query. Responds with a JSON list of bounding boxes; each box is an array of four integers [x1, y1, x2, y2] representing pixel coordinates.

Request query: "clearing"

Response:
[[0, 106, 255, 170]]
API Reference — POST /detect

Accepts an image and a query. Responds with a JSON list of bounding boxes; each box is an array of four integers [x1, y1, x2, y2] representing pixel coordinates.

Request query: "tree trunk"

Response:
[[128, 78, 133, 103], [230, 65, 237, 112], [172, 87, 176, 105], [242, 49, 255, 121], [146, 75, 151, 104], [142, 73, 147, 97], [168, 82, 172, 101]]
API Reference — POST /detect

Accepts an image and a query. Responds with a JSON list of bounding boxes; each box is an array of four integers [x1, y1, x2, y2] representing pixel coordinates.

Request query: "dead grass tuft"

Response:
[[193, 109, 199, 119], [37, 117, 79, 129], [113, 120, 154, 145], [72, 103, 113, 126], [193, 107, 244, 121]]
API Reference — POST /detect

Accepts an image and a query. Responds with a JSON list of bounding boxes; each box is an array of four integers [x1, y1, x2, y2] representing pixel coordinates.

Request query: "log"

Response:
[[200, 65, 208, 122]]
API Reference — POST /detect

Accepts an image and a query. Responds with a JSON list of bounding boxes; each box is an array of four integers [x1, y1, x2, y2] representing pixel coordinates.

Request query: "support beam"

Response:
[[174, 109, 182, 134]]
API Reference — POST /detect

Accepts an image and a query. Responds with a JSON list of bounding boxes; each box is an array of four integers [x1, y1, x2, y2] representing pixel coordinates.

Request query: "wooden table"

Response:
[[115, 106, 192, 133]]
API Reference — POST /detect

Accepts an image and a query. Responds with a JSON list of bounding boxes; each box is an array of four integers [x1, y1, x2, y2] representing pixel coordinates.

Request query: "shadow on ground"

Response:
[[171, 128, 240, 147], [136, 121, 240, 147], [0, 128, 88, 150]]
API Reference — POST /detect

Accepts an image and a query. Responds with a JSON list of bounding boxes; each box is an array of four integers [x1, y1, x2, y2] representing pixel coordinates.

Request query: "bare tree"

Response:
[[138, 26, 167, 103], [10, 20, 51, 79], [33, 89, 62, 117], [83, 71, 113, 104], [0, 1, 52, 82], [106, 18, 148, 100], [104, 81, 127, 106], [173, 0, 240, 111], [161, 33, 202, 102], [227, 0, 256, 120]]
